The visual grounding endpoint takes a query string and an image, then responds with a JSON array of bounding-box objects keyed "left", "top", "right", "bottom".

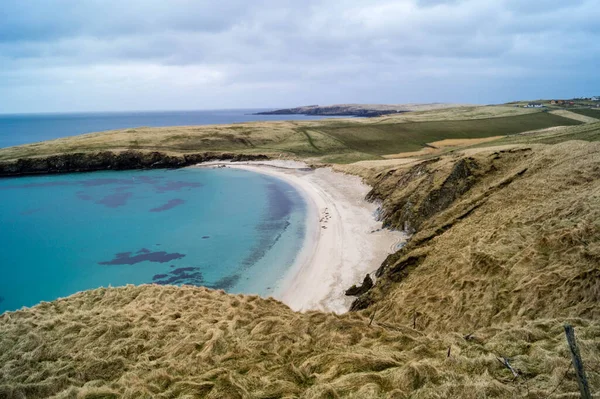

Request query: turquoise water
[{"left": 0, "top": 168, "right": 306, "bottom": 313}]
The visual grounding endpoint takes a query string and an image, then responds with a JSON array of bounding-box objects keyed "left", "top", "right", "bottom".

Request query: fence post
[{"left": 564, "top": 324, "right": 591, "bottom": 399}]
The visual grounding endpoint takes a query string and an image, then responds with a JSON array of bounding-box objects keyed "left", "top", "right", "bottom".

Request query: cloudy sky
[{"left": 1, "top": 0, "right": 599, "bottom": 113}]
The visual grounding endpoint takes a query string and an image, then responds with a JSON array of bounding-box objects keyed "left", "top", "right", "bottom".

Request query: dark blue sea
[{"left": 0, "top": 109, "right": 337, "bottom": 148}]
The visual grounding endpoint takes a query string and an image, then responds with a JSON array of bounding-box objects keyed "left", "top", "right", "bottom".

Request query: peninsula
[{"left": 254, "top": 102, "right": 461, "bottom": 117}]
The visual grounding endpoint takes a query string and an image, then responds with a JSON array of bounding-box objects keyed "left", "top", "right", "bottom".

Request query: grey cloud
[
  {"left": 2, "top": 0, "right": 596, "bottom": 63},
  {"left": 0, "top": 0, "right": 251, "bottom": 42},
  {"left": 0, "top": 0, "right": 598, "bottom": 113}
]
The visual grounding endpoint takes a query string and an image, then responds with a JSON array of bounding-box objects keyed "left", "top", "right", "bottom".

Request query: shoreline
[{"left": 196, "top": 160, "right": 406, "bottom": 313}]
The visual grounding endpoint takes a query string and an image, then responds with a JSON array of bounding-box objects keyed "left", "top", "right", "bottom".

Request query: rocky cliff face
[
  {"left": 0, "top": 151, "right": 269, "bottom": 177},
  {"left": 365, "top": 156, "right": 482, "bottom": 233}
]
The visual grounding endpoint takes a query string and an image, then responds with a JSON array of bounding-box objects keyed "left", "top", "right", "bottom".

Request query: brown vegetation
[
  {"left": 1, "top": 285, "right": 599, "bottom": 398},
  {"left": 354, "top": 141, "right": 600, "bottom": 334},
  {"left": 1, "top": 110, "right": 600, "bottom": 398}
]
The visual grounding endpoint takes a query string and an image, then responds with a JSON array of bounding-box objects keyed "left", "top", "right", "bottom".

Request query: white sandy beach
[{"left": 197, "top": 160, "right": 406, "bottom": 313}]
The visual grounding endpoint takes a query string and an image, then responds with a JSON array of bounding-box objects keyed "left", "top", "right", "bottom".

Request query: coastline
[{"left": 196, "top": 160, "right": 406, "bottom": 313}]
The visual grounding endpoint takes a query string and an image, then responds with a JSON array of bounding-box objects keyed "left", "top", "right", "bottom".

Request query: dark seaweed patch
[
  {"left": 214, "top": 178, "right": 297, "bottom": 283},
  {"left": 0, "top": 181, "right": 71, "bottom": 189},
  {"left": 154, "top": 181, "right": 202, "bottom": 193},
  {"left": 99, "top": 250, "right": 185, "bottom": 265},
  {"left": 172, "top": 267, "right": 197, "bottom": 274},
  {"left": 137, "top": 176, "right": 163, "bottom": 184},
  {"left": 206, "top": 274, "right": 240, "bottom": 291},
  {"left": 81, "top": 178, "right": 134, "bottom": 187},
  {"left": 76, "top": 191, "right": 93, "bottom": 201},
  {"left": 152, "top": 267, "right": 204, "bottom": 286},
  {"left": 265, "top": 182, "right": 294, "bottom": 221},
  {"left": 96, "top": 192, "right": 133, "bottom": 208},
  {"left": 1, "top": 178, "right": 134, "bottom": 189},
  {"left": 296, "top": 225, "right": 305, "bottom": 239},
  {"left": 150, "top": 199, "right": 185, "bottom": 212},
  {"left": 2, "top": 176, "right": 201, "bottom": 210},
  {"left": 0, "top": 176, "right": 174, "bottom": 191},
  {"left": 234, "top": 180, "right": 295, "bottom": 271}
]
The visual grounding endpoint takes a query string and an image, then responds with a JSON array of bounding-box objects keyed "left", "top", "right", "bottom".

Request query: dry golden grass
[
  {"left": 332, "top": 158, "right": 423, "bottom": 181},
  {"left": 1, "top": 285, "right": 599, "bottom": 398},
  {"left": 550, "top": 110, "right": 599, "bottom": 123},
  {"left": 360, "top": 141, "right": 600, "bottom": 334},
  {"left": 381, "top": 148, "right": 438, "bottom": 159},
  {"left": 380, "top": 137, "right": 506, "bottom": 160},
  {"left": 466, "top": 121, "right": 600, "bottom": 149},
  {"left": 428, "top": 136, "right": 506, "bottom": 148},
  {"left": 375, "top": 105, "right": 540, "bottom": 124},
  {"left": 0, "top": 121, "right": 341, "bottom": 162}
]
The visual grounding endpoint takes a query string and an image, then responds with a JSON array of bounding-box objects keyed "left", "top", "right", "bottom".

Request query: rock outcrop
[
  {"left": 0, "top": 151, "right": 269, "bottom": 177},
  {"left": 344, "top": 274, "right": 374, "bottom": 296}
]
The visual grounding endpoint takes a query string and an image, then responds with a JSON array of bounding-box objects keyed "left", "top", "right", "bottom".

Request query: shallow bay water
[{"left": 0, "top": 168, "right": 306, "bottom": 313}]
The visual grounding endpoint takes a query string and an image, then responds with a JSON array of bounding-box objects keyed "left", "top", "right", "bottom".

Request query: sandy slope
[
  {"left": 550, "top": 109, "right": 599, "bottom": 123},
  {"left": 197, "top": 161, "right": 406, "bottom": 313}
]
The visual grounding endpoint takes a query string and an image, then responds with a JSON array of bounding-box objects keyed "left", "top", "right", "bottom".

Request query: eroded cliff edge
[
  {"left": 351, "top": 141, "right": 600, "bottom": 332},
  {"left": 0, "top": 151, "right": 269, "bottom": 177}
]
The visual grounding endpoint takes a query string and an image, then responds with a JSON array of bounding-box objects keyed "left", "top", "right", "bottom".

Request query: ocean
[
  {"left": 0, "top": 109, "right": 338, "bottom": 148},
  {"left": 0, "top": 168, "right": 307, "bottom": 313}
]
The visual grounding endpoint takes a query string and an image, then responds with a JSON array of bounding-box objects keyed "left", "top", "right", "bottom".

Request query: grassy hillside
[
  {"left": 311, "top": 112, "right": 579, "bottom": 157},
  {"left": 365, "top": 105, "right": 541, "bottom": 124},
  {"left": 1, "top": 105, "right": 600, "bottom": 397},
  {"left": 568, "top": 108, "right": 600, "bottom": 119},
  {"left": 357, "top": 141, "right": 600, "bottom": 329},
  {"left": 0, "top": 106, "right": 581, "bottom": 165},
  {"left": 468, "top": 121, "right": 600, "bottom": 148},
  {"left": 1, "top": 285, "right": 598, "bottom": 398},
  {"left": 328, "top": 121, "right": 600, "bottom": 181}
]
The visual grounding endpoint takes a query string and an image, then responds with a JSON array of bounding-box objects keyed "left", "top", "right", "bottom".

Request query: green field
[
  {"left": 310, "top": 112, "right": 582, "bottom": 156},
  {"left": 464, "top": 120, "right": 600, "bottom": 150},
  {"left": 0, "top": 106, "right": 584, "bottom": 164},
  {"left": 568, "top": 108, "right": 600, "bottom": 119}
]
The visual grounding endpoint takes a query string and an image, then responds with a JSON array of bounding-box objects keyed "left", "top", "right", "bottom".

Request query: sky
[{"left": 1, "top": 0, "right": 599, "bottom": 113}]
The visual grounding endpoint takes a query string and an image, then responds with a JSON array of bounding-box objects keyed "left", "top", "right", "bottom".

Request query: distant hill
[{"left": 255, "top": 103, "right": 462, "bottom": 117}]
